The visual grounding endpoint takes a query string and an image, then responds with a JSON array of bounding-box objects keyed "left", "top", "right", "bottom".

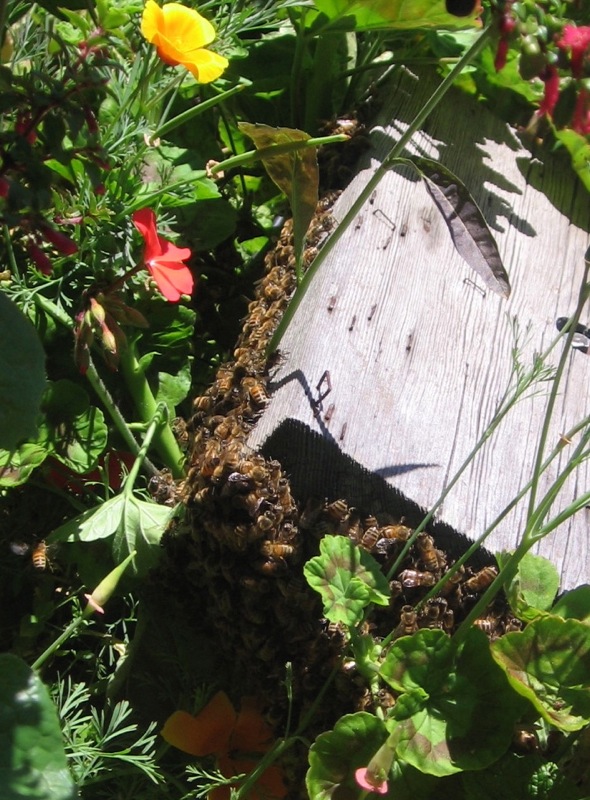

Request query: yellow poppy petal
[
  {"left": 140, "top": 0, "right": 163, "bottom": 44},
  {"left": 182, "top": 48, "right": 228, "bottom": 83},
  {"left": 160, "top": 3, "right": 215, "bottom": 50}
]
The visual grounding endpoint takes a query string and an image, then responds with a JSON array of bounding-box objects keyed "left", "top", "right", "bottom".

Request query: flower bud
[
  {"left": 83, "top": 550, "right": 137, "bottom": 617},
  {"left": 39, "top": 222, "right": 78, "bottom": 255}
]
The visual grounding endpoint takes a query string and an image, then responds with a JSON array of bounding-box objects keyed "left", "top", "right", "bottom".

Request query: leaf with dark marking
[
  {"left": 238, "top": 123, "right": 319, "bottom": 270},
  {"left": 414, "top": 157, "right": 510, "bottom": 298}
]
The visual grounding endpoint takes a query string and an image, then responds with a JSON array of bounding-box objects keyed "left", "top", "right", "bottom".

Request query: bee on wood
[
  {"left": 399, "top": 569, "right": 436, "bottom": 588},
  {"left": 464, "top": 566, "right": 497, "bottom": 594},
  {"left": 246, "top": 381, "right": 268, "bottom": 408}
]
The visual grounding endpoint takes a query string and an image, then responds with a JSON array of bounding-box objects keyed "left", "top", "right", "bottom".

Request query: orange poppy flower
[
  {"left": 141, "top": 1, "right": 228, "bottom": 83},
  {"left": 132, "top": 207, "right": 193, "bottom": 302},
  {"left": 161, "top": 691, "right": 286, "bottom": 800}
]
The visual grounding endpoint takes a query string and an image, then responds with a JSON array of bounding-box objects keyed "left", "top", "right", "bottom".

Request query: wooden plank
[{"left": 247, "top": 66, "right": 590, "bottom": 590}]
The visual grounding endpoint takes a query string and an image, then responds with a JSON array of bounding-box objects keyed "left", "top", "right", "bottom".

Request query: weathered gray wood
[{"left": 248, "top": 67, "right": 590, "bottom": 590}]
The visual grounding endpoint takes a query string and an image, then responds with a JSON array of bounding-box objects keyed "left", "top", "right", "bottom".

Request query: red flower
[
  {"left": 132, "top": 208, "right": 193, "bottom": 302},
  {"left": 538, "top": 65, "right": 560, "bottom": 117},
  {"left": 161, "top": 691, "right": 286, "bottom": 800},
  {"left": 572, "top": 85, "right": 590, "bottom": 135},
  {"left": 558, "top": 25, "right": 590, "bottom": 78}
]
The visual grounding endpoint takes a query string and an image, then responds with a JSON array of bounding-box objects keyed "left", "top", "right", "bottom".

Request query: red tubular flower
[
  {"left": 572, "top": 85, "right": 590, "bottom": 135},
  {"left": 558, "top": 25, "right": 590, "bottom": 78},
  {"left": 38, "top": 222, "right": 78, "bottom": 255},
  {"left": 161, "top": 691, "right": 286, "bottom": 800},
  {"left": 132, "top": 208, "right": 193, "bottom": 302},
  {"left": 538, "top": 65, "right": 560, "bottom": 117}
]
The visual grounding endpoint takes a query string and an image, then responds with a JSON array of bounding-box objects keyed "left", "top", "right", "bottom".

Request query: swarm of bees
[{"left": 156, "top": 194, "right": 520, "bottom": 796}]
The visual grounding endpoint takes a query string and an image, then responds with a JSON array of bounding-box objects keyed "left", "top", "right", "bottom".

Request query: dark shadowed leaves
[
  {"left": 238, "top": 123, "right": 319, "bottom": 270},
  {"left": 0, "top": 654, "right": 76, "bottom": 800},
  {"left": 414, "top": 156, "right": 510, "bottom": 298},
  {"left": 0, "top": 293, "right": 46, "bottom": 451}
]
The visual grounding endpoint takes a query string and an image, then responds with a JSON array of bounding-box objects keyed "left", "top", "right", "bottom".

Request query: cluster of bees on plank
[{"left": 154, "top": 186, "right": 520, "bottom": 759}]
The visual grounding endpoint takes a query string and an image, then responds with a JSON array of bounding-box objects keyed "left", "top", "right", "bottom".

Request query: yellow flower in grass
[{"left": 141, "top": 1, "right": 228, "bottom": 83}]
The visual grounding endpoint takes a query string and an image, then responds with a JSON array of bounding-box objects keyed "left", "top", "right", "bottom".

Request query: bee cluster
[{"left": 156, "top": 194, "right": 519, "bottom": 794}]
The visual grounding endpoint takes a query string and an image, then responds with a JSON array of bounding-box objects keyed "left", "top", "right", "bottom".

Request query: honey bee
[
  {"left": 32, "top": 540, "right": 48, "bottom": 570},
  {"left": 464, "top": 566, "right": 497, "bottom": 594},
  {"left": 254, "top": 558, "right": 288, "bottom": 576},
  {"left": 398, "top": 569, "right": 436, "bottom": 588},
  {"left": 193, "top": 395, "right": 212, "bottom": 412},
  {"left": 416, "top": 533, "right": 445, "bottom": 572},
  {"left": 247, "top": 381, "right": 268, "bottom": 408},
  {"left": 260, "top": 542, "right": 295, "bottom": 559},
  {"left": 473, "top": 616, "right": 499, "bottom": 636},
  {"left": 11, "top": 538, "right": 53, "bottom": 571},
  {"left": 381, "top": 523, "right": 412, "bottom": 542},
  {"left": 394, "top": 605, "right": 418, "bottom": 638},
  {"left": 419, "top": 598, "right": 447, "bottom": 629},
  {"left": 359, "top": 527, "right": 380, "bottom": 551},
  {"left": 148, "top": 470, "right": 178, "bottom": 506},
  {"left": 326, "top": 499, "right": 349, "bottom": 521}
]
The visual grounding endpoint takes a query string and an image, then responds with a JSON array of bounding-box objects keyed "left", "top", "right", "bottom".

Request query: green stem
[
  {"left": 31, "top": 615, "right": 88, "bottom": 672},
  {"left": 118, "top": 339, "right": 185, "bottom": 478},
  {"left": 525, "top": 256, "right": 590, "bottom": 520},
  {"left": 151, "top": 79, "right": 251, "bottom": 140},
  {"left": 208, "top": 133, "right": 350, "bottom": 175},
  {"left": 123, "top": 403, "right": 167, "bottom": 495},
  {"left": 267, "top": 24, "right": 494, "bottom": 356},
  {"left": 32, "top": 294, "right": 158, "bottom": 475}
]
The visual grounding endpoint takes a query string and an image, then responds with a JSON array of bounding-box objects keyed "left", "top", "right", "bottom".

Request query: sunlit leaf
[
  {"left": 156, "top": 361, "right": 192, "bottom": 418},
  {"left": 48, "top": 493, "right": 174, "bottom": 578},
  {"left": 0, "top": 293, "right": 46, "bottom": 451},
  {"left": 491, "top": 616, "right": 590, "bottom": 731},
  {"left": 552, "top": 585, "right": 590, "bottom": 623},
  {"left": 413, "top": 157, "right": 510, "bottom": 298},
  {"left": 555, "top": 129, "right": 590, "bottom": 194},
  {"left": 307, "top": 712, "right": 388, "bottom": 799},
  {"left": 380, "top": 628, "right": 522, "bottom": 775},
  {"left": 312, "top": 0, "right": 481, "bottom": 30},
  {"left": 0, "top": 654, "right": 76, "bottom": 800},
  {"left": 303, "top": 535, "right": 390, "bottom": 626},
  {"left": 238, "top": 122, "right": 319, "bottom": 268},
  {"left": 500, "top": 551, "right": 560, "bottom": 622}
]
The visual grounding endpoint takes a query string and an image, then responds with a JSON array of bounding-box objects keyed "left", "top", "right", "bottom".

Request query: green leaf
[
  {"left": 412, "top": 157, "right": 510, "bottom": 298},
  {"left": 38, "top": 381, "right": 108, "bottom": 473},
  {"left": 462, "top": 750, "right": 584, "bottom": 800},
  {"left": 49, "top": 493, "right": 174, "bottom": 579},
  {"left": 312, "top": 0, "right": 481, "bottom": 30},
  {"left": 380, "top": 628, "right": 522, "bottom": 775},
  {"left": 502, "top": 552, "right": 560, "bottom": 622},
  {"left": 303, "top": 535, "right": 390, "bottom": 626},
  {"left": 491, "top": 616, "right": 590, "bottom": 731},
  {"left": 156, "top": 361, "right": 192, "bottom": 418},
  {"left": 0, "top": 654, "right": 76, "bottom": 800},
  {"left": 552, "top": 585, "right": 590, "bottom": 623},
  {"left": 0, "top": 293, "right": 46, "bottom": 451},
  {"left": 555, "top": 129, "right": 590, "bottom": 194},
  {"left": 306, "top": 712, "right": 388, "bottom": 799},
  {"left": 238, "top": 123, "right": 319, "bottom": 268},
  {"left": 0, "top": 443, "right": 49, "bottom": 486}
]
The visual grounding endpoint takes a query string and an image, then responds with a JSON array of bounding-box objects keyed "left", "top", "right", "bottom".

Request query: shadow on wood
[{"left": 259, "top": 417, "right": 492, "bottom": 569}]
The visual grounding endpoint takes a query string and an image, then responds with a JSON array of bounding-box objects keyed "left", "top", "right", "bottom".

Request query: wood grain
[{"left": 248, "top": 67, "right": 590, "bottom": 590}]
